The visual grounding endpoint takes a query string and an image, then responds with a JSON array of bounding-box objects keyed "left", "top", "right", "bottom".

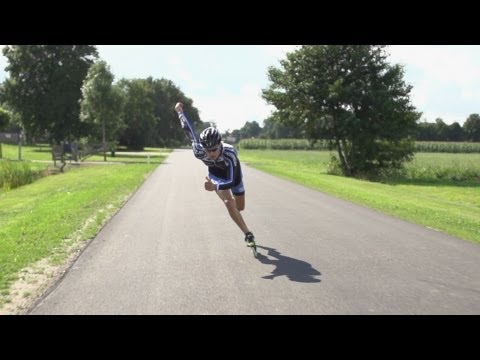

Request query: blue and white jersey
[{"left": 178, "top": 112, "right": 243, "bottom": 191}]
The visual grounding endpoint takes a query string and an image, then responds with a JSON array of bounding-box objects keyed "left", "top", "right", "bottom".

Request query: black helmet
[{"left": 200, "top": 127, "right": 221, "bottom": 149}]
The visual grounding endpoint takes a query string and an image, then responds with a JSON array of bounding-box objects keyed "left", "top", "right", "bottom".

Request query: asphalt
[{"left": 30, "top": 149, "right": 480, "bottom": 314}]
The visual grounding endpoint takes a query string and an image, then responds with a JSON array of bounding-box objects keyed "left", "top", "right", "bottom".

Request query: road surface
[{"left": 30, "top": 149, "right": 480, "bottom": 314}]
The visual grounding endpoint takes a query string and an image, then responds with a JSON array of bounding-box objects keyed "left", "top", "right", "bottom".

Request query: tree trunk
[{"left": 102, "top": 119, "right": 106, "bottom": 162}]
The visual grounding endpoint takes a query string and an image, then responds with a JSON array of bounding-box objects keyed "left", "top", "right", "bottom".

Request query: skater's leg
[
  {"left": 234, "top": 194, "right": 245, "bottom": 211},
  {"left": 231, "top": 181, "right": 245, "bottom": 211},
  {"left": 216, "top": 190, "right": 249, "bottom": 234}
]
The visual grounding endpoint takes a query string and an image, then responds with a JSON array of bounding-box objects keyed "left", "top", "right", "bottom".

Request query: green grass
[
  {"left": 0, "top": 143, "right": 172, "bottom": 193},
  {"left": 0, "top": 162, "right": 160, "bottom": 305},
  {"left": 84, "top": 149, "right": 170, "bottom": 163},
  {"left": 239, "top": 150, "right": 480, "bottom": 244},
  {"left": 1, "top": 143, "right": 53, "bottom": 161},
  {"left": 0, "top": 161, "right": 38, "bottom": 190},
  {"left": 1, "top": 143, "right": 171, "bottom": 164},
  {"left": 403, "top": 153, "right": 480, "bottom": 182}
]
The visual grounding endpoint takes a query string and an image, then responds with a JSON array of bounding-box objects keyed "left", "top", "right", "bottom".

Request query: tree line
[
  {"left": 2, "top": 45, "right": 479, "bottom": 178},
  {"left": 232, "top": 114, "right": 480, "bottom": 143},
  {"left": 0, "top": 45, "right": 207, "bottom": 154}
]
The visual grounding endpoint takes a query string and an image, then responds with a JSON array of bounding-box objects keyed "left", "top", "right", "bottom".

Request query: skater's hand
[
  {"left": 175, "top": 102, "right": 183, "bottom": 114},
  {"left": 204, "top": 176, "right": 216, "bottom": 191}
]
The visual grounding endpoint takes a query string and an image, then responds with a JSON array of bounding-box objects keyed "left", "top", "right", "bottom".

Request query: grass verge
[
  {"left": 239, "top": 150, "right": 480, "bottom": 244},
  {"left": 0, "top": 162, "right": 160, "bottom": 307}
]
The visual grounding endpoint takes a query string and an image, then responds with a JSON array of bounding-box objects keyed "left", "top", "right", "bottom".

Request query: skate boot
[{"left": 245, "top": 232, "right": 255, "bottom": 247}]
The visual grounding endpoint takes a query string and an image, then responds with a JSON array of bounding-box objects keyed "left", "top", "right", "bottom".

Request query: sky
[{"left": 1, "top": 45, "right": 479, "bottom": 132}]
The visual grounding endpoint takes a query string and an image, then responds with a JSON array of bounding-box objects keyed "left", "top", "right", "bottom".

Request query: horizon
[{"left": 1, "top": 45, "right": 479, "bottom": 132}]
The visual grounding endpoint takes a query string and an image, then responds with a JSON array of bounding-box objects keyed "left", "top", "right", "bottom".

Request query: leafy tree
[
  {"left": 147, "top": 78, "right": 203, "bottom": 147},
  {"left": 230, "top": 129, "right": 241, "bottom": 141},
  {"left": 463, "top": 113, "right": 480, "bottom": 142},
  {"left": 80, "top": 60, "right": 124, "bottom": 161},
  {"left": 116, "top": 77, "right": 203, "bottom": 149},
  {"left": 262, "top": 45, "right": 421, "bottom": 177},
  {"left": 435, "top": 118, "right": 449, "bottom": 141},
  {"left": 448, "top": 122, "right": 464, "bottom": 141},
  {"left": 0, "top": 82, "right": 5, "bottom": 104},
  {"left": 240, "top": 121, "right": 262, "bottom": 139},
  {"left": 0, "top": 107, "right": 11, "bottom": 158},
  {"left": 2, "top": 45, "right": 98, "bottom": 143},
  {"left": 416, "top": 120, "right": 437, "bottom": 141},
  {"left": 415, "top": 119, "right": 465, "bottom": 141},
  {"left": 0, "top": 107, "right": 10, "bottom": 130},
  {"left": 116, "top": 79, "right": 157, "bottom": 150},
  {"left": 261, "top": 115, "right": 302, "bottom": 139}
]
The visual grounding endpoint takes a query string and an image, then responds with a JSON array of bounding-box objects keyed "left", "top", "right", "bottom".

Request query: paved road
[{"left": 30, "top": 149, "right": 480, "bottom": 314}]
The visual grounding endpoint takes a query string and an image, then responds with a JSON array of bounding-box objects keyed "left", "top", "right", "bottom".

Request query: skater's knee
[
  {"left": 223, "top": 197, "right": 237, "bottom": 210},
  {"left": 237, "top": 204, "right": 245, "bottom": 211}
]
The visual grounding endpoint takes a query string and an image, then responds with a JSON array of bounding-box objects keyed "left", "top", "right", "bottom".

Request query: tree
[
  {"left": 262, "top": 45, "right": 421, "bottom": 177},
  {"left": 0, "top": 107, "right": 10, "bottom": 130},
  {"left": 261, "top": 115, "right": 302, "bottom": 139},
  {"left": 448, "top": 122, "right": 464, "bottom": 141},
  {"left": 240, "top": 121, "right": 262, "bottom": 139},
  {"left": 106, "top": 77, "right": 203, "bottom": 149},
  {"left": 117, "top": 79, "right": 157, "bottom": 150},
  {"left": 0, "top": 107, "right": 11, "bottom": 158},
  {"left": 416, "top": 120, "right": 437, "bottom": 141},
  {"left": 2, "top": 45, "right": 98, "bottom": 143},
  {"left": 230, "top": 129, "right": 241, "bottom": 142},
  {"left": 147, "top": 78, "right": 203, "bottom": 147},
  {"left": 463, "top": 113, "right": 480, "bottom": 142},
  {"left": 0, "top": 82, "right": 5, "bottom": 104},
  {"left": 80, "top": 60, "right": 124, "bottom": 161},
  {"left": 435, "top": 118, "right": 449, "bottom": 141}
]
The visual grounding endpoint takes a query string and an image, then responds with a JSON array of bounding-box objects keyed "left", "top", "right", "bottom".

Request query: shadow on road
[{"left": 256, "top": 245, "right": 321, "bottom": 283}]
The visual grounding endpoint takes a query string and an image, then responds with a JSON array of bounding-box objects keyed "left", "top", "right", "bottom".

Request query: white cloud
[
  {"left": 264, "top": 45, "right": 299, "bottom": 60},
  {"left": 419, "top": 110, "right": 467, "bottom": 125},
  {"left": 389, "top": 45, "right": 480, "bottom": 124},
  {"left": 192, "top": 83, "right": 274, "bottom": 132},
  {"left": 461, "top": 90, "right": 480, "bottom": 102},
  {"left": 408, "top": 80, "right": 431, "bottom": 110},
  {"left": 181, "top": 46, "right": 299, "bottom": 131},
  {"left": 389, "top": 45, "right": 480, "bottom": 87},
  {"left": 164, "top": 54, "right": 208, "bottom": 92}
]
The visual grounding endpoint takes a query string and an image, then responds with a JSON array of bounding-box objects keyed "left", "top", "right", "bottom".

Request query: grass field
[
  {"left": 1, "top": 144, "right": 478, "bottom": 311},
  {"left": 0, "top": 145, "right": 170, "bottom": 308},
  {"left": 238, "top": 150, "right": 480, "bottom": 244},
  {"left": 0, "top": 143, "right": 170, "bottom": 164}
]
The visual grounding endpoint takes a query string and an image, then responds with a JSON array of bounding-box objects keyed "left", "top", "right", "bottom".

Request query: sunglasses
[{"left": 206, "top": 147, "right": 219, "bottom": 153}]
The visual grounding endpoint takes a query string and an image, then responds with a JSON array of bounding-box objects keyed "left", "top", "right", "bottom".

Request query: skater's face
[{"left": 206, "top": 145, "right": 221, "bottom": 160}]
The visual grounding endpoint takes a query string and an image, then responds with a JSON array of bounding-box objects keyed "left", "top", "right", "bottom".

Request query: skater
[{"left": 175, "top": 102, "right": 255, "bottom": 247}]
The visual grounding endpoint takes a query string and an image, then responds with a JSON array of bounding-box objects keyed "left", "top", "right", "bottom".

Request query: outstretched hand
[
  {"left": 204, "top": 176, "right": 216, "bottom": 191},
  {"left": 175, "top": 102, "right": 183, "bottom": 113}
]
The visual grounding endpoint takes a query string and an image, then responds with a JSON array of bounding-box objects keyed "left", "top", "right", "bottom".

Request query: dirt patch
[
  {"left": 0, "top": 239, "right": 90, "bottom": 315},
  {"left": 0, "top": 215, "right": 100, "bottom": 315}
]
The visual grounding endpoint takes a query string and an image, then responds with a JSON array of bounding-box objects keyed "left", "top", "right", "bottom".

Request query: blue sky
[{"left": 1, "top": 45, "right": 479, "bottom": 132}]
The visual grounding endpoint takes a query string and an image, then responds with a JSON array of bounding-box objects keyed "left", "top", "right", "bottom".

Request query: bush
[
  {"left": 0, "top": 161, "right": 37, "bottom": 191},
  {"left": 325, "top": 155, "right": 343, "bottom": 176}
]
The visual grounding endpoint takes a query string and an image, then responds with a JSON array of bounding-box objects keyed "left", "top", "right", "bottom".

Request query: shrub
[{"left": 0, "top": 161, "right": 37, "bottom": 191}]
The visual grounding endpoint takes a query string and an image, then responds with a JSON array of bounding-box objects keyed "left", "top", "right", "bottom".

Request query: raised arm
[
  {"left": 175, "top": 102, "right": 200, "bottom": 144},
  {"left": 175, "top": 102, "right": 205, "bottom": 159}
]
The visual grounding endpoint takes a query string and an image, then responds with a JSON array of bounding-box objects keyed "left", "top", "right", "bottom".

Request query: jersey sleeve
[
  {"left": 210, "top": 151, "right": 236, "bottom": 190},
  {"left": 178, "top": 112, "right": 205, "bottom": 159}
]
